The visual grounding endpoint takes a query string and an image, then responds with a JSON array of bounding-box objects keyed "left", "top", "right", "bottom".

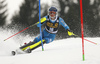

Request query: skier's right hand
[{"left": 37, "top": 23, "right": 41, "bottom": 27}]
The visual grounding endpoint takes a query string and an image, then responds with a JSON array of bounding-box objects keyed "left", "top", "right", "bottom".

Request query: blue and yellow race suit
[
  {"left": 34, "top": 15, "right": 70, "bottom": 44},
  {"left": 20, "top": 15, "right": 70, "bottom": 51}
]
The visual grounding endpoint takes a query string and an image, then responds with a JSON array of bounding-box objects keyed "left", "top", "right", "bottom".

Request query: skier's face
[{"left": 49, "top": 11, "right": 56, "bottom": 18}]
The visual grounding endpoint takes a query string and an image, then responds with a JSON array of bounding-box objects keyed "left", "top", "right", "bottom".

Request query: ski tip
[
  {"left": 4, "top": 39, "right": 6, "bottom": 41},
  {"left": 12, "top": 51, "right": 16, "bottom": 56}
]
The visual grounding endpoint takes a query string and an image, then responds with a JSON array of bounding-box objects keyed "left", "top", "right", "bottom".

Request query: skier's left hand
[
  {"left": 67, "top": 29, "right": 73, "bottom": 36},
  {"left": 66, "top": 29, "right": 76, "bottom": 37}
]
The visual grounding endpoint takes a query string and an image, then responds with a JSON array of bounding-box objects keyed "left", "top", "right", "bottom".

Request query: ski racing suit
[
  {"left": 34, "top": 15, "right": 70, "bottom": 43},
  {"left": 20, "top": 15, "right": 70, "bottom": 52}
]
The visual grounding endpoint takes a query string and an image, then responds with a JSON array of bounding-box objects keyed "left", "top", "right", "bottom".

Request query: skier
[{"left": 12, "top": 7, "right": 74, "bottom": 55}]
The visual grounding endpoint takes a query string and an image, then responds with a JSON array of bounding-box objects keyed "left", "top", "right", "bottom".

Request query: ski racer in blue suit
[
  {"left": 18, "top": 7, "right": 74, "bottom": 53},
  {"left": 34, "top": 15, "right": 70, "bottom": 44}
]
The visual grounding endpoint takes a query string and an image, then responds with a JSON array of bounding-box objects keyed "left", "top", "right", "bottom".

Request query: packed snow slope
[{"left": 0, "top": 28, "right": 100, "bottom": 64}]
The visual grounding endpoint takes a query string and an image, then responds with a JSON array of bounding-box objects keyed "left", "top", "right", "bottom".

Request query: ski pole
[
  {"left": 77, "top": 35, "right": 97, "bottom": 45},
  {"left": 68, "top": 31, "right": 98, "bottom": 45},
  {"left": 83, "top": 38, "right": 97, "bottom": 45},
  {"left": 4, "top": 22, "right": 37, "bottom": 41}
]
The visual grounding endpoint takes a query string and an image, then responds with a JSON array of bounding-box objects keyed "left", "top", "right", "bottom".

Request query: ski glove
[
  {"left": 67, "top": 29, "right": 75, "bottom": 36},
  {"left": 37, "top": 23, "right": 41, "bottom": 27},
  {"left": 37, "top": 17, "right": 46, "bottom": 27}
]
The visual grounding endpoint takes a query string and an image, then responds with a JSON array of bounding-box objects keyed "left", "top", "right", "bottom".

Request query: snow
[{"left": 0, "top": 28, "right": 100, "bottom": 64}]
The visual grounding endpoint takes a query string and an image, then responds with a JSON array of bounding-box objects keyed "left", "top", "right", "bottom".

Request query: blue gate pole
[{"left": 39, "top": 0, "right": 44, "bottom": 51}]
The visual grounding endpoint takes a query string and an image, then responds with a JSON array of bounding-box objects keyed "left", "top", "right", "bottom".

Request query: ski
[
  {"left": 11, "top": 51, "right": 16, "bottom": 56},
  {"left": 11, "top": 48, "right": 32, "bottom": 56}
]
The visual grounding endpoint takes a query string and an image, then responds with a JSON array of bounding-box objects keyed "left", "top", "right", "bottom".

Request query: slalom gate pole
[
  {"left": 4, "top": 22, "right": 37, "bottom": 41},
  {"left": 39, "top": 0, "right": 44, "bottom": 51},
  {"left": 80, "top": 0, "right": 85, "bottom": 61}
]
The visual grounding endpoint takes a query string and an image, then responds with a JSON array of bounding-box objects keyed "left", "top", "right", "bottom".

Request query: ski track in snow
[{"left": 0, "top": 28, "right": 100, "bottom": 64}]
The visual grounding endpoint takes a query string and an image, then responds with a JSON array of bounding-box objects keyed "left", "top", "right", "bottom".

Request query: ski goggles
[{"left": 49, "top": 11, "right": 56, "bottom": 15}]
